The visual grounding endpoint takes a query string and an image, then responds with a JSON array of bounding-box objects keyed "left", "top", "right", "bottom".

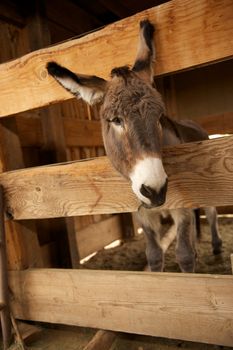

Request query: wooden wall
[{"left": 156, "top": 60, "right": 233, "bottom": 130}]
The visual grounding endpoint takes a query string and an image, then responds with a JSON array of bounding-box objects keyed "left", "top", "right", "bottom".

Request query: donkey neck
[{"left": 160, "top": 114, "right": 209, "bottom": 148}]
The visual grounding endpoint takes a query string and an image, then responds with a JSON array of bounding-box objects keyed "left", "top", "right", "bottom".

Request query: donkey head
[{"left": 47, "top": 20, "right": 168, "bottom": 208}]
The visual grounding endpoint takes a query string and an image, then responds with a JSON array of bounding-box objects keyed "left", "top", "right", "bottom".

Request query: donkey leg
[
  {"left": 204, "top": 207, "right": 222, "bottom": 255},
  {"left": 173, "top": 209, "right": 196, "bottom": 273},
  {"left": 143, "top": 226, "right": 164, "bottom": 272},
  {"left": 160, "top": 224, "right": 176, "bottom": 253},
  {"left": 138, "top": 208, "right": 164, "bottom": 271}
]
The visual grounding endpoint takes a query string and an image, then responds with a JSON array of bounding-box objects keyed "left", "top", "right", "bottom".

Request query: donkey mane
[{"left": 111, "top": 65, "right": 131, "bottom": 79}]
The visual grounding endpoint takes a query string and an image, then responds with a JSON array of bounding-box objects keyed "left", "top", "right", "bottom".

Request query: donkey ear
[
  {"left": 132, "top": 20, "right": 155, "bottom": 84},
  {"left": 47, "top": 62, "right": 107, "bottom": 105}
]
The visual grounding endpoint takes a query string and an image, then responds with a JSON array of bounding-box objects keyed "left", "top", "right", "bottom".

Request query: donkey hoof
[
  {"left": 213, "top": 247, "right": 222, "bottom": 255},
  {"left": 212, "top": 239, "right": 223, "bottom": 255}
]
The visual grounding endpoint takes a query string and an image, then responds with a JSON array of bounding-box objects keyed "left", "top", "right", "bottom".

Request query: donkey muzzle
[{"left": 140, "top": 178, "right": 168, "bottom": 207}]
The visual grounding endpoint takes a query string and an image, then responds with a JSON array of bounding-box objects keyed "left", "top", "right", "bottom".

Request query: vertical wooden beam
[
  {"left": 0, "top": 15, "right": 42, "bottom": 271},
  {"left": 0, "top": 118, "right": 43, "bottom": 270},
  {"left": 231, "top": 254, "right": 233, "bottom": 274},
  {"left": 25, "top": 0, "right": 79, "bottom": 268},
  {"left": 0, "top": 186, "right": 11, "bottom": 349}
]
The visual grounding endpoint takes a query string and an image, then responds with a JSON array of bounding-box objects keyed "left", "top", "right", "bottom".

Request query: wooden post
[
  {"left": 0, "top": 186, "right": 11, "bottom": 349},
  {"left": 231, "top": 254, "right": 233, "bottom": 274},
  {"left": 25, "top": 0, "right": 80, "bottom": 268}
]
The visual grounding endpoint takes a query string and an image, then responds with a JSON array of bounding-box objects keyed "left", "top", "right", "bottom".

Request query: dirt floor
[{"left": 2, "top": 217, "right": 233, "bottom": 349}]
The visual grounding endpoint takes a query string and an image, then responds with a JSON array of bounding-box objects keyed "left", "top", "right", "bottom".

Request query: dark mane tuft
[{"left": 110, "top": 66, "right": 131, "bottom": 79}]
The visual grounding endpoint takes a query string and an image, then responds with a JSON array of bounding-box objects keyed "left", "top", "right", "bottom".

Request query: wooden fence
[{"left": 0, "top": 0, "right": 233, "bottom": 346}]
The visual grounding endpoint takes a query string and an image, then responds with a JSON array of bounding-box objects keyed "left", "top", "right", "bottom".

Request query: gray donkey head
[{"left": 47, "top": 20, "right": 168, "bottom": 208}]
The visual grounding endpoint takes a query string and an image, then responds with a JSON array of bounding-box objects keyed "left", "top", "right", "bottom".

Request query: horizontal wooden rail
[
  {"left": 9, "top": 269, "right": 233, "bottom": 346},
  {"left": 193, "top": 112, "right": 233, "bottom": 136},
  {"left": 1, "top": 135, "right": 233, "bottom": 220},
  {"left": 17, "top": 117, "right": 103, "bottom": 148},
  {"left": 0, "top": 0, "right": 232, "bottom": 117}
]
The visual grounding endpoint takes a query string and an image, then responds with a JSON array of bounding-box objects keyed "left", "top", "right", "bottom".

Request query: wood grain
[
  {"left": 1, "top": 135, "right": 233, "bottom": 219},
  {"left": 77, "top": 215, "right": 122, "bottom": 259},
  {"left": 0, "top": 0, "right": 232, "bottom": 117},
  {"left": 0, "top": 118, "right": 42, "bottom": 268},
  {"left": 9, "top": 269, "right": 233, "bottom": 346}
]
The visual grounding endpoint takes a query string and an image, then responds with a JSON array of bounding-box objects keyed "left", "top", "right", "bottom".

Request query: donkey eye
[{"left": 111, "top": 117, "right": 123, "bottom": 126}]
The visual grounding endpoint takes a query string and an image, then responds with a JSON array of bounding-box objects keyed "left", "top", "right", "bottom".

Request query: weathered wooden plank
[
  {"left": 0, "top": 0, "right": 232, "bottom": 117},
  {"left": 1, "top": 135, "right": 233, "bottom": 220},
  {"left": 77, "top": 215, "right": 122, "bottom": 259},
  {"left": 9, "top": 269, "right": 233, "bottom": 346}
]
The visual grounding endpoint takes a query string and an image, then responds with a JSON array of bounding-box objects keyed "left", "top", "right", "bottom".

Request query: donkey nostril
[{"left": 140, "top": 184, "right": 154, "bottom": 199}]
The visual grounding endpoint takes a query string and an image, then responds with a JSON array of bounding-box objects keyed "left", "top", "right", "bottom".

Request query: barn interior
[{"left": 0, "top": 0, "right": 233, "bottom": 349}]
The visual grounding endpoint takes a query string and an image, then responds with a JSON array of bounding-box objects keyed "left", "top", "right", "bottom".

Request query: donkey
[{"left": 46, "top": 20, "right": 222, "bottom": 272}]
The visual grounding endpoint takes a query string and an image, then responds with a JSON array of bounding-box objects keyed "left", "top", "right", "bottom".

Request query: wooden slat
[
  {"left": 65, "top": 119, "right": 103, "bottom": 147},
  {"left": 17, "top": 117, "right": 103, "bottom": 147},
  {"left": 0, "top": 0, "right": 232, "bottom": 117},
  {"left": 77, "top": 215, "right": 122, "bottom": 259},
  {"left": 16, "top": 116, "right": 42, "bottom": 147},
  {"left": 195, "top": 112, "right": 233, "bottom": 135},
  {"left": 9, "top": 269, "right": 233, "bottom": 346},
  {"left": 40, "top": 241, "right": 57, "bottom": 267},
  {"left": 1, "top": 135, "right": 233, "bottom": 220}
]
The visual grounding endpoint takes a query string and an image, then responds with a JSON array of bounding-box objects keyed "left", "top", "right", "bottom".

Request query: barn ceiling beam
[
  {"left": 45, "top": 0, "right": 103, "bottom": 35},
  {"left": 0, "top": 1, "right": 25, "bottom": 28},
  {"left": 1, "top": 135, "right": 233, "bottom": 220},
  {"left": 0, "top": 0, "right": 232, "bottom": 117},
  {"left": 9, "top": 268, "right": 233, "bottom": 346},
  {"left": 97, "top": 0, "right": 131, "bottom": 19}
]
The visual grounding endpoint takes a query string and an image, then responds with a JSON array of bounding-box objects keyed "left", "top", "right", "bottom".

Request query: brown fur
[{"left": 101, "top": 69, "right": 165, "bottom": 177}]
